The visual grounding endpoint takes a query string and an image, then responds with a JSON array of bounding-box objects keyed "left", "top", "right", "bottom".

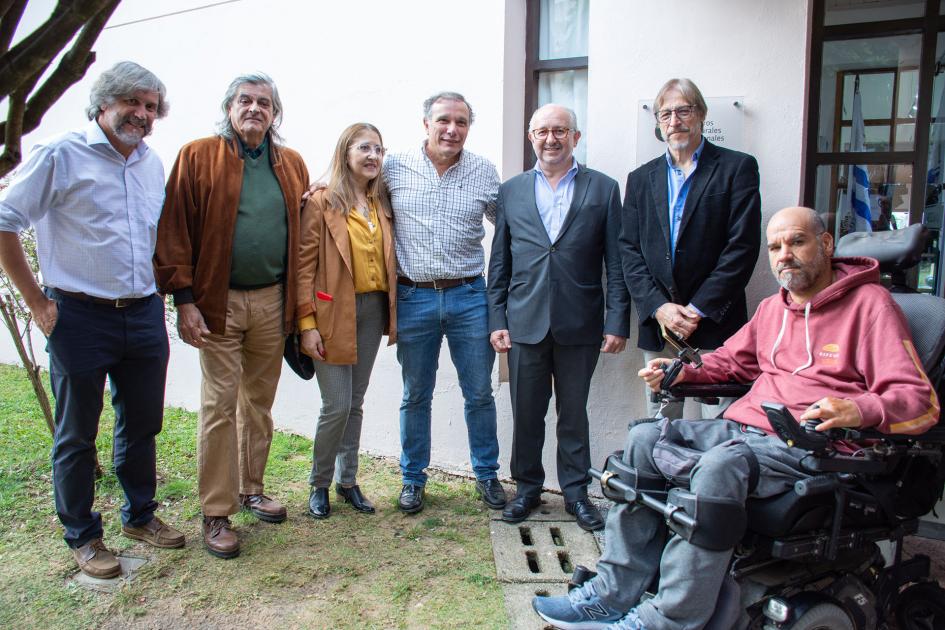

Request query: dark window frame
[
  {"left": 523, "top": 0, "right": 589, "bottom": 171},
  {"left": 802, "top": 0, "right": 943, "bottom": 228}
]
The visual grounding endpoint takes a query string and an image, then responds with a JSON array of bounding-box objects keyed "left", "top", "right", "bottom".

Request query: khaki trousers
[{"left": 198, "top": 284, "right": 284, "bottom": 517}]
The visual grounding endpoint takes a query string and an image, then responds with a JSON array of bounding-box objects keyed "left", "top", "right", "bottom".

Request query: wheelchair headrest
[
  {"left": 835, "top": 224, "right": 928, "bottom": 273},
  {"left": 892, "top": 292, "right": 945, "bottom": 378}
]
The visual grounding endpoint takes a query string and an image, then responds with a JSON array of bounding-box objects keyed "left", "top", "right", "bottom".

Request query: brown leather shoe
[
  {"left": 240, "top": 493, "right": 287, "bottom": 523},
  {"left": 72, "top": 539, "right": 121, "bottom": 579},
  {"left": 202, "top": 516, "right": 240, "bottom": 559},
  {"left": 122, "top": 516, "right": 185, "bottom": 549}
]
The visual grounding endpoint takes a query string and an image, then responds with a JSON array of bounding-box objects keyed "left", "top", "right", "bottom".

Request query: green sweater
[{"left": 230, "top": 140, "right": 288, "bottom": 288}]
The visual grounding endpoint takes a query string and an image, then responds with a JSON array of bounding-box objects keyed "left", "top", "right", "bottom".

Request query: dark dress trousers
[
  {"left": 487, "top": 166, "right": 629, "bottom": 501},
  {"left": 620, "top": 140, "right": 761, "bottom": 352}
]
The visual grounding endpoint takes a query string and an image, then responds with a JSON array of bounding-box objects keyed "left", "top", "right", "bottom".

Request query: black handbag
[{"left": 283, "top": 332, "right": 315, "bottom": 380}]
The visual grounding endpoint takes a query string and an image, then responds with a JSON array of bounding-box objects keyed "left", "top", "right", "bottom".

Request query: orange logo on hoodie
[{"left": 819, "top": 343, "right": 840, "bottom": 365}]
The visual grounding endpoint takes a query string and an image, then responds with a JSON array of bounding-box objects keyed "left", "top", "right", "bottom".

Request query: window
[
  {"left": 524, "top": 0, "right": 589, "bottom": 168},
  {"left": 803, "top": 0, "right": 944, "bottom": 295}
]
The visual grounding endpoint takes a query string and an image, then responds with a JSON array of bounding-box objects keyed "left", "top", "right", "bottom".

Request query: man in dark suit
[
  {"left": 488, "top": 104, "right": 629, "bottom": 531},
  {"left": 621, "top": 78, "right": 761, "bottom": 419}
]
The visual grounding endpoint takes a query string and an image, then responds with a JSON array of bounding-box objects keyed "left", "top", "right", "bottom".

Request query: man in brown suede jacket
[{"left": 154, "top": 72, "right": 309, "bottom": 559}]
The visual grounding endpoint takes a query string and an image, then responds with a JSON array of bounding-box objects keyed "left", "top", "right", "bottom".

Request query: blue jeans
[{"left": 396, "top": 276, "right": 499, "bottom": 486}]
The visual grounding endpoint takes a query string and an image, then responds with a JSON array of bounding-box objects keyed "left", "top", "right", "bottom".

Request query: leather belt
[
  {"left": 52, "top": 288, "right": 152, "bottom": 309},
  {"left": 397, "top": 275, "right": 480, "bottom": 290}
]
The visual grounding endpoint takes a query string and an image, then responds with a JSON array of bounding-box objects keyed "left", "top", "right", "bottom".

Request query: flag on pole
[{"left": 838, "top": 75, "right": 873, "bottom": 236}]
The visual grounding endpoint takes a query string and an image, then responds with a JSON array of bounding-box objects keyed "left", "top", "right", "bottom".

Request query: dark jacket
[
  {"left": 488, "top": 165, "right": 629, "bottom": 345},
  {"left": 620, "top": 140, "right": 761, "bottom": 351}
]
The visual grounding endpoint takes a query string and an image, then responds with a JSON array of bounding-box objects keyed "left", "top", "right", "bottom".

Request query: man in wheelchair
[{"left": 533, "top": 206, "right": 942, "bottom": 630}]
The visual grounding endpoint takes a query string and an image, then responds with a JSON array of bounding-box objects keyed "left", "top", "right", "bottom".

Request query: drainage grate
[{"left": 491, "top": 519, "right": 601, "bottom": 583}]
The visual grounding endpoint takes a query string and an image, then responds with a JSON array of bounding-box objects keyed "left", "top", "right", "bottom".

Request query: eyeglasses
[
  {"left": 352, "top": 143, "right": 386, "bottom": 156},
  {"left": 655, "top": 105, "right": 697, "bottom": 123},
  {"left": 530, "top": 127, "right": 572, "bottom": 140}
]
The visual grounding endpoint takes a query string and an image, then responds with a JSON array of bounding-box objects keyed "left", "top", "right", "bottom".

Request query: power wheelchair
[{"left": 585, "top": 224, "right": 945, "bottom": 630}]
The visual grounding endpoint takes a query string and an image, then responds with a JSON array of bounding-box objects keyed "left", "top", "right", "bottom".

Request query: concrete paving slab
[
  {"left": 66, "top": 554, "right": 150, "bottom": 593},
  {"left": 492, "top": 519, "right": 600, "bottom": 583},
  {"left": 503, "top": 582, "right": 569, "bottom": 630}
]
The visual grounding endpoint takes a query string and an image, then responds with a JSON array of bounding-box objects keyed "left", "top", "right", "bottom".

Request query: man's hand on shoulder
[
  {"left": 601, "top": 334, "right": 626, "bottom": 354},
  {"left": 800, "top": 397, "right": 863, "bottom": 431},
  {"left": 490, "top": 330, "right": 511, "bottom": 353},
  {"left": 176, "top": 303, "right": 211, "bottom": 348},
  {"left": 655, "top": 303, "right": 700, "bottom": 340},
  {"left": 638, "top": 357, "right": 682, "bottom": 392}
]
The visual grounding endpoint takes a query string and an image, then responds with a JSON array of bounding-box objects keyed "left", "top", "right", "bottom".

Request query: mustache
[{"left": 777, "top": 263, "right": 801, "bottom": 273}]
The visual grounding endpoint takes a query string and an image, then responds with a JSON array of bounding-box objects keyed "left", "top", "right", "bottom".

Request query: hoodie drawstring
[{"left": 770, "top": 302, "right": 814, "bottom": 375}]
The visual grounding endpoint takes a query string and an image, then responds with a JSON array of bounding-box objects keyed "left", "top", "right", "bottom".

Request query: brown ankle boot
[
  {"left": 72, "top": 539, "right": 121, "bottom": 578},
  {"left": 202, "top": 516, "right": 239, "bottom": 559}
]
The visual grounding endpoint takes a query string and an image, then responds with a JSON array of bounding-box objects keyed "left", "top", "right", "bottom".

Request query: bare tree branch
[
  {"left": 0, "top": 0, "right": 27, "bottom": 54},
  {"left": 0, "top": 0, "right": 118, "bottom": 143},
  {"left": 0, "top": 0, "right": 114, "bottom": 99},
  {"left": 0, "top": 0, "right": 119, "bottom": 179}
]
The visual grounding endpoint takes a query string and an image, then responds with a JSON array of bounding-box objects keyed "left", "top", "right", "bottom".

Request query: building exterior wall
[{"left": 1, "top": 0, "right": 811, "bottom": 491}]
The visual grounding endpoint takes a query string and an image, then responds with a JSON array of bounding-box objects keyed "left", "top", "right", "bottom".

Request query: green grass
[{"left": 0, "top": 363, "right": 507, "bottom": 629}]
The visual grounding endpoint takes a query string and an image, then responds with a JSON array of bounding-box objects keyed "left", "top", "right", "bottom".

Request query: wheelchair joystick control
[
  {"left": 803, "top": 419, "right": 822, "bottom": 433},
  {"left": 761, "top": 402, "right": 831, "bottom": 455}
]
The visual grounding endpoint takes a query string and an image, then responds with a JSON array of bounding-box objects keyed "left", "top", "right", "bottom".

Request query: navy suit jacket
[
  {"left": 620, "top": 141, "right": 761, "bottom": 351},
  {"left": 488, "top": 165, "right": 630, "bottom": 346}
]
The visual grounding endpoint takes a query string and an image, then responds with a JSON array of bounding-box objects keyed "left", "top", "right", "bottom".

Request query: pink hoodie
[{"left": 682, "top": 257, "right": 940, "bottom": 434}]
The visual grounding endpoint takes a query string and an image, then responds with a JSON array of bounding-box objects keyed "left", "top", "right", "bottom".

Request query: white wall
[{"left": 1, "top": 0, "right": 812, "bottom": 493}]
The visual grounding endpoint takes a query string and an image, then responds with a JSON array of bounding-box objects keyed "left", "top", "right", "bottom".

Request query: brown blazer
[
  {"left": 154, "top": 134, "right": 309, "bottom": 334},
  {"left": 296, "top": 189, "right": 398, "bottom": 365}
]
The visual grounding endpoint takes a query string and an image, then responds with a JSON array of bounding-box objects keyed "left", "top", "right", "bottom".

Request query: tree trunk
[{"left": 0, "top": 295, "right": 102, "bottom": 477}]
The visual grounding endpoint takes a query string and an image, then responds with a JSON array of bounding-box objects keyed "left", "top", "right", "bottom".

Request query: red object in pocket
[{"left": 316, "top": 291, "right": 333, "bottom": 302}]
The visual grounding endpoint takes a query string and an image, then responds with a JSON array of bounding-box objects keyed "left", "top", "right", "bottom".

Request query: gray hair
[
  {"left": 422, "top": 91, "right": 475, "bottom": 124},
  {"left": 217, "top": 72, "right": 284, "bottom": 145},
  {"left": 86, "top": 61, "right": 169, "bottom": 121},
  {"left": 528, "top": 104, "right": 579, "bottom": 133},
  {"left": 653, "top": 78, "right": 708, "bottom": 118}
]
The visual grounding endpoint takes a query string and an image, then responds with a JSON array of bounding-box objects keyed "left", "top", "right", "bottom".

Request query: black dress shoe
[
  {"left": 308, "top": 487, "right": 330, "bottom": 519},
  {"left": 336, "top": 484, "right": 375, "bottom": 514},
  {"left": 566, "top": 499, "right": 604, "bottom": 531},
  {"left": 398, "top": 484, "right": 425, "bottom": 514},
  {"left": 502, "top": 494, "right": 541, "bottom": 523},
  {"left": 475, "top": 478, "right": 507, "bottom": 509}
]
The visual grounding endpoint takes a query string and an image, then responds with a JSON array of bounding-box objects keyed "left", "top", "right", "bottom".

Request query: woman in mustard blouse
[{"left": 296, "top": 123, "right": 398, "bottom": 518}]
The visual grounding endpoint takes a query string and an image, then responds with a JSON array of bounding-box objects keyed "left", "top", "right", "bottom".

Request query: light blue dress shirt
[
  {"left": 534, "top": 158, "right": 578, "bottom": 242},
  {"left": 665, "top": 138, "right": 706, "bottom": 317},
  {"left": 666, "top": 138, "right": 705, "bottom": 261},
  {"left": 0, "top": 120, "right": 165, "bottom": 299}
]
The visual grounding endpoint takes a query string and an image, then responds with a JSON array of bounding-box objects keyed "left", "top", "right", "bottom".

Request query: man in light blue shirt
[
  {"left": 0, "top": 62, "right": 184, "bottom": 579},
  {"left": 488, "top": 104, "right": 629, "bottom": 531}
]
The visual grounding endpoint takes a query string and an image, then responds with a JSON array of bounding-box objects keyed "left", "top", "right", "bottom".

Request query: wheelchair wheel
[
  {"left": 895, "top": 582, "right": 945, "bottom": 630},
  {"left": 790, "top": 603, "right": 853, "bottom": 630}
]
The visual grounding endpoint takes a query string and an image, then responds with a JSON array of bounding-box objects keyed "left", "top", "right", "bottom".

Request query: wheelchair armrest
[
  {"left": 666, "top": 382, "right": 752, "bottom": 400},
  {"left": 849, "top": 425, "right": 945, "bottom": 444}
]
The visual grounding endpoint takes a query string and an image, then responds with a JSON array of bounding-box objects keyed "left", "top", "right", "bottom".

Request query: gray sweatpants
[
  {"left": 595, "top": 418, "right": 809, "bottom": 630},
  {"left": 309, "top": 292, "right": 387, "bottom": 488}
]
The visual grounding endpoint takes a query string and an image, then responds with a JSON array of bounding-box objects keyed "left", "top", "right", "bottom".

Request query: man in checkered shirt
[{"left": 383, "top": 91, "right": 506, "bottom": 514}]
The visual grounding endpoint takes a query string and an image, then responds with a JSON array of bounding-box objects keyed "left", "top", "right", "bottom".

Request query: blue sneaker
[
  {"left": 606, "top": 608, "right": 647, "bottom": 630},
  {"left": 532, "top": 580, "right": 624, "bottom": 629}
]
